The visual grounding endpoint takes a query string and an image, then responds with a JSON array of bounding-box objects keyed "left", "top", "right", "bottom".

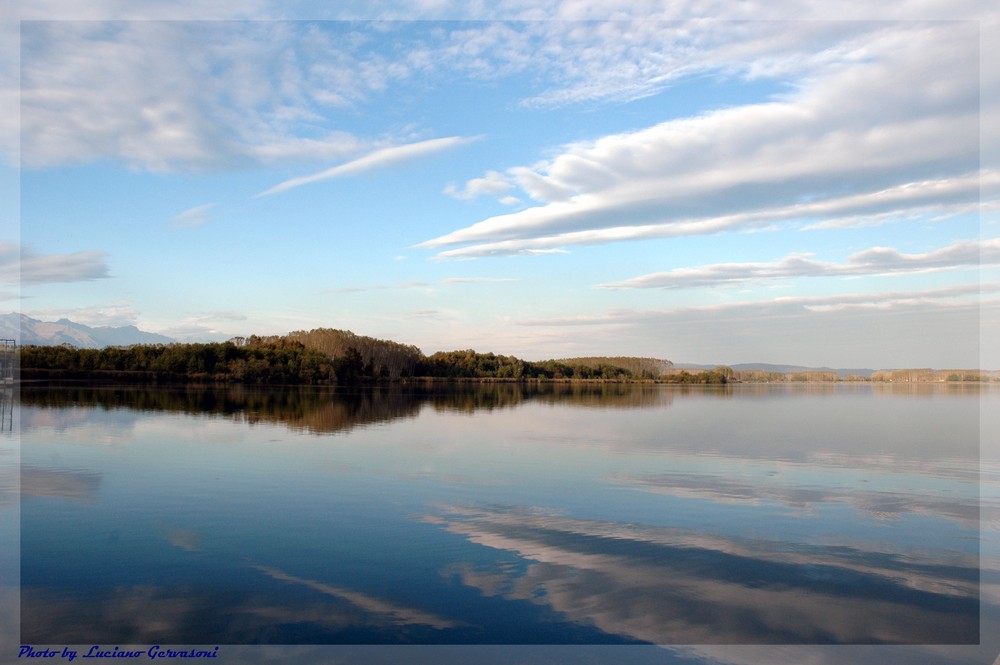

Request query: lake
[{"left": 15, "top": 382, "right": 1000, "bottom": 658}]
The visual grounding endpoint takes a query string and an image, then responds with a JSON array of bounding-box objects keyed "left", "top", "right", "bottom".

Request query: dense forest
[
  {"left": 17, "top": 336, "right": 337, "bottom": 384},
  {"left": 16, "top": 328, "right": 702, "bottom": 385}
]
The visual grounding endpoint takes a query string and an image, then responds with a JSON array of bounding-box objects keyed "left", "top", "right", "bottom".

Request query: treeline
[
  {"left": 17, "top": 338, "right": 338, "bottom": 385},
  {"left": 870, "top": 368, "right": 998, "bottom": 382},
  {"left": 551, "top": 356, "right": 673, "bottom": 379},
  {"left": 730, "top": 369, "right": 841, "bottom": 383},
  {"left": 419, "top": 350, "right": 662, "bottom": 380},
  {"left": 659, "top": 367, "right": 735, "bottom": 384},
  {"left": 16, "top": 328, "right": 690, "bottom": 385}
]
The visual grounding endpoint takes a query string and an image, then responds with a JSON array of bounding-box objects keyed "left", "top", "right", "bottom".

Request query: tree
[{"left": 332, "top": 347, "right": 365, "bottom": 383}]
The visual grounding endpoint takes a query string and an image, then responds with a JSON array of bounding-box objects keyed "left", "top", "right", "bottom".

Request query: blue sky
[{"left": 2, "top": 2, "right": 998, "bottom": 369}]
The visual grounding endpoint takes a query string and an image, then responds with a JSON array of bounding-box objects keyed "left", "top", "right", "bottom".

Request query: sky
[{"left": 1, "top": 1, "right": 998, "bottom": 369}]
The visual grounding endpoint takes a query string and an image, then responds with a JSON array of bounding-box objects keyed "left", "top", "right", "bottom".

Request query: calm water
[{"left": 18, "top": 383, "right": 991, "bottom": 646}]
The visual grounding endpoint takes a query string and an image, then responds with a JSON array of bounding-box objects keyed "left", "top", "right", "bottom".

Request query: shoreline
[{"left": 11, "top": 373, "right": 1000, "bottom": 387}]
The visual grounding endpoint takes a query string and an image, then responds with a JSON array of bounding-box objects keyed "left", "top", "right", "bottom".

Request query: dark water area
[{"left": 17, "top": 382, "right": 992, "bottom": 648}]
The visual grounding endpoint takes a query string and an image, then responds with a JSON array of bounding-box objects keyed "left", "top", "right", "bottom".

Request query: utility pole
[{"left": 0, "top": 339, "right": 14, "bottom": 431}]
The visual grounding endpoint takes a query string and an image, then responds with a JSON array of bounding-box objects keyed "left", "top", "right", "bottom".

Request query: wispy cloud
[
  {"left": 1, "top": 242, "right": 111, "bottom": 285},
  {"left": 405, "top": 309, "right": 453, "bottom": 321},
  {"left": 524, "top": 283, "right": 995, "bottom": 326},
  {"left": 439, "top": 276, "right": 517, "bottom": 284},
  {"left": 599, "top": 238, "right": 1000, "bottom": 290},
  {"left": 322, "top": 280, "right": 430, "bottom": 294},
  {"left": 169, "top": 204, "right": 214, "bottom": 229},
  {"left": 154, "top": 311, "right": 248, "bottom": 341},
  {"left": 255, "top": 136, "right": 476, "bottom": 197},
  {"left": 24, "top": 304, "right": 139, "bottom": 327},
  {"left": 514, "top": 283, "right": 998, "bottom": 367},
  {"left": 322, "top": 276, "right": 515, "bottom": 293}
]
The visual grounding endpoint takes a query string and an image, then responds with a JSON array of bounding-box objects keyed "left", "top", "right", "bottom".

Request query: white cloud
[
  {"left": 426, "top": 174, "right": 996, "bottom": 258},
  {"left": 799, "top": 171, "right": 998, "bottom": 229},
  {"left": 15, "top": 21, "right": 422, "bottom": 171},
  {"left": 599, "top": 238, "right": 1000, "bottom": 290},
  {"left": 8, "top": 14, "right": 991, "bottom": 179},
  {"left": 1, "top": 0, "right": 275, "bottom": 163},
  {"left": 10, "top": 0, "right": 268, "bottom": 20},
  {"left": 428, "top": 17, "right": 932, "bottom": 111},
  {"left": 1, "top": 242, "right": 110, "bottom": 285},
  {"left": 255, "top": 136, "right": 476, "bottom": 197},
  {"left": 420, "top": 22, "right": 982, "bottom": 258},
  {"left": 20, "top": 21, "right": 258, "bottom": 170}
]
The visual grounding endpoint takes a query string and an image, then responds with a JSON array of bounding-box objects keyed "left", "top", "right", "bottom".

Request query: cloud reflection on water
[
  {"left": 20, "top": 466, "right": 101, "bottom": 502},
  {"left": 428, "top": 504, "right": 978, "bottom": 644},
  {"left": 21, "top": 565, "right": 470, "bottom": 645},
  {"left": 21, "top": 585, "right": 222, "bottom": 644},
  {"left": 613, "top": 470, "right": 979, "bottom": 528},
  {"left": 158, "top": 526, "right": 202, "bottom": 552},
  {"left": 250, "top": 565, "right": 465, "bottom": 630}
]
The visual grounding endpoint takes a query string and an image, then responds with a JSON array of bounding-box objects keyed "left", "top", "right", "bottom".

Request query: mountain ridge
[{"left": 1, "top": 313, "right": 175, "bottom": 348}]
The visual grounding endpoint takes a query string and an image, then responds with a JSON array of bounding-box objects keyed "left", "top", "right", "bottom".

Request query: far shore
[
  {"left": 10, "top": 370, "right": 1000, "bottom": 387},
  {"left": 8, "top": 337, "right": 998, "bottom": 387}
]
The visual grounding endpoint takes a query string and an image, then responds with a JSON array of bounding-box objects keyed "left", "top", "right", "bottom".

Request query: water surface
[{"left": 19, "top": 383, "right": 987, "bottom": 645}]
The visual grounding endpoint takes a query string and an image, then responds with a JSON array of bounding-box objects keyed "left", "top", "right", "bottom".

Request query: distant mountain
[
  {"left": 0, "top": 313, "right": 176, "bottom": 348},
  {"left": 673, "top": 362, "right": 875, "bottom": 378}
]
